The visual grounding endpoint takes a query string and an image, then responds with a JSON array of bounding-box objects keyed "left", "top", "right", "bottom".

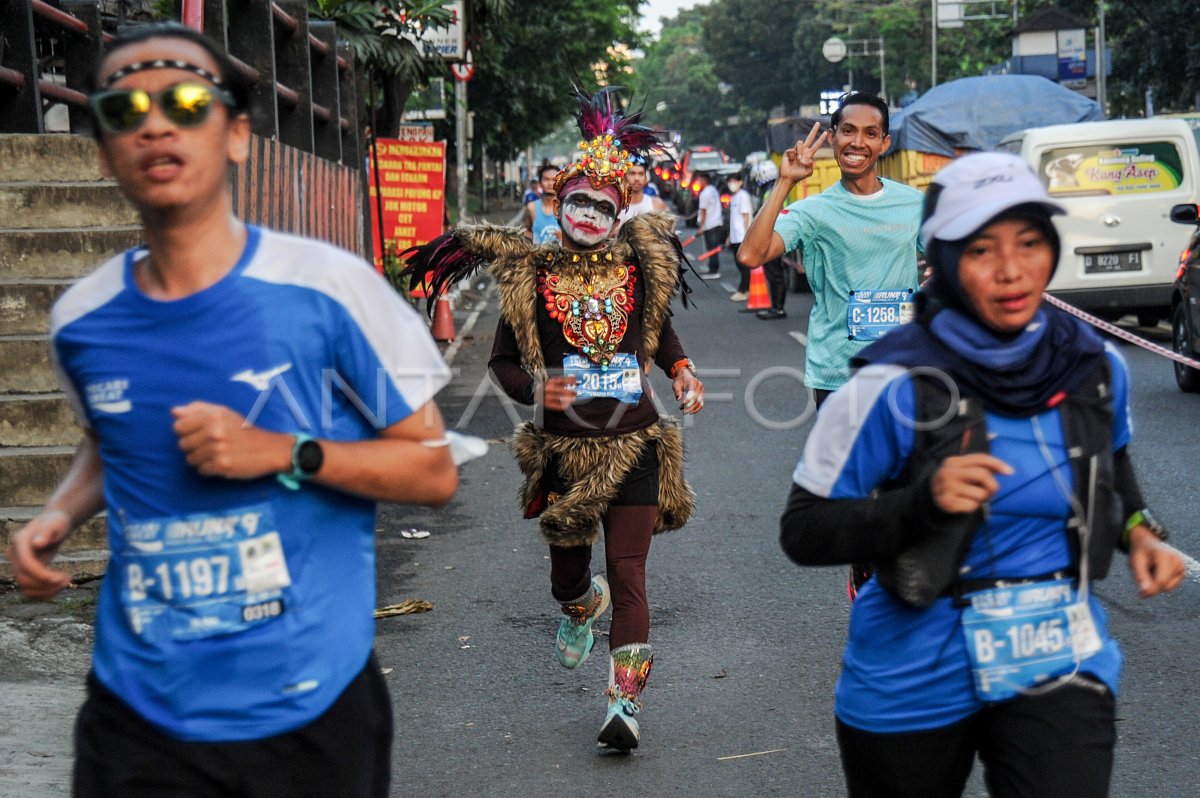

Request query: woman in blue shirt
[{"left": 780, "top": 152, "right": 1185, "bottom": 798}]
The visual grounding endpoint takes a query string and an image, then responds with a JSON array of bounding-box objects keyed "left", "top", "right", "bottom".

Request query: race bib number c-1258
[{"left": 847, "top": 288, "right": 915, "bottom": 341}]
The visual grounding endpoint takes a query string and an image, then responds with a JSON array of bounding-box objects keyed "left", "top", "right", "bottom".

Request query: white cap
[
  {"left": 751, "top": 159, "right": 778, "bottom": 185},
  {"left": 921, "top": 151, "right": 1066, "bottom": 249}
]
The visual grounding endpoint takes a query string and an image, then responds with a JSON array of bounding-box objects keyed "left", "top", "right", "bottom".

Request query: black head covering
[{"left": 855, "top": 202, "right": 1106, "bottom": 417}]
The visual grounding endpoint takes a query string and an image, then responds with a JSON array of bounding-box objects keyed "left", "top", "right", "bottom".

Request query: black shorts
[
  {"left": 837, "top": 674, "right": 1116, "bottom": 798},
  {"left": 73, "top": 652, "right": 393, "bottom": 798},
  {"left": 544, "top": 440, "right": 659, "bottom": 507}
]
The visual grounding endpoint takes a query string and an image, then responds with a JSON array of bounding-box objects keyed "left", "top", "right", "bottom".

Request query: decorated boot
[
  {"left": 597, "top": 643, "right": 653, "bottom": 752},
  {"left": 556, "top": 575, "right": 610, "bottom": 669}
]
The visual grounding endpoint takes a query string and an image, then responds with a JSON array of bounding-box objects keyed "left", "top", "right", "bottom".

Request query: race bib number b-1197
[{"left": 118, "top": 502, "right": 292, "bottom": 643}]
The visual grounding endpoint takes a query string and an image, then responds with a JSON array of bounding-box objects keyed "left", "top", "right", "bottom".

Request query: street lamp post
[{"left": 828, "top": 36, "right": 888, "bottom": 102}]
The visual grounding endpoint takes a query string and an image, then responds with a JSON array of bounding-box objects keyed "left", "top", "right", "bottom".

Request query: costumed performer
[{"left": 403, "top": 86, "right": 703, "bottom": 753}]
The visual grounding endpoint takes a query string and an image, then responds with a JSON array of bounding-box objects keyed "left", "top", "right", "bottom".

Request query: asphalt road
[{"left": 3, "top": 230, "right": 1199, "bottom": 797}]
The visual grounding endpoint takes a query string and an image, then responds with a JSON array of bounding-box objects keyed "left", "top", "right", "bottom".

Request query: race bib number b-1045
[
  {"left": 118, "top": 502, "right": 292, "bottom": 643},
  {"left": 961, "top": 578, "right": 1102, "bottom": 703}
]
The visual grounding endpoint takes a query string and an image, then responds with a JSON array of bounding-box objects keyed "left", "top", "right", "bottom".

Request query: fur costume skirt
[{"left": 510, "top": 416, "right": 695, "bottom": 547}]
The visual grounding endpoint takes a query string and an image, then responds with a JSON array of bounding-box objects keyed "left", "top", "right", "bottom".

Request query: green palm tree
[{"left": 308, "top": 0, "right": 456, "bottom": 135}]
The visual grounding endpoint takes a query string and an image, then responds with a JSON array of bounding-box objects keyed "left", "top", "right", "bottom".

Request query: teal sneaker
[
  {"left": 555, "top": 575, "right": 610, "bottom": 669},
  {"left": 597, "top": 697, "right": 641, "bottom": 752}
]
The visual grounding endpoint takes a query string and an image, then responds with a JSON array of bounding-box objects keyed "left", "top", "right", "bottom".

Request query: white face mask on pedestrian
[{"left": 559, "top": 188, "right": 619, "bottom": 248}]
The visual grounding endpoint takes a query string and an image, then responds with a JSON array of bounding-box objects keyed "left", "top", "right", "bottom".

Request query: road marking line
[
  {"left": 442, "top": 295, "right": 487, "bottom": 365},
  {"left": 789, "top": 331, "right": 807, "bottom": 347}
]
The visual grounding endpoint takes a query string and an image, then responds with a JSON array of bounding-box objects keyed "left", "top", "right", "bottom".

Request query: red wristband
[{"left": 669, "top": 358, "right": 693, "bottom": 379}]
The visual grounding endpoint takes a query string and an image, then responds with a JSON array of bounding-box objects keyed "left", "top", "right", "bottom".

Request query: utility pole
[
  {"left": 455, "top": 76, "right": 467, "bottom": 222},
  {"left": 931, "top": 0, "right": 938, "bottom": 87},
  {"left": 1097, "top": 0, "right": 1107, "bottom": 113}
]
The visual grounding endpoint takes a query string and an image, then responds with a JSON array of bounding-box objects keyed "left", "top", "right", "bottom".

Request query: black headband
[{"left": 102, "top": 59, "right": 224, "bottom": 89}]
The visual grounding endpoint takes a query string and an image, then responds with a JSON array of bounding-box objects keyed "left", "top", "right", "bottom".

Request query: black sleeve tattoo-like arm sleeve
[{"left": 779, "top": 474, "right": 962, "bottom": 566}]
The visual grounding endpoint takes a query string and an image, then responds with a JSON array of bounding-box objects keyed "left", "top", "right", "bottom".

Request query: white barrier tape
[{"left": 1043, "top": 294, "right": 1200, "bottom": 372}]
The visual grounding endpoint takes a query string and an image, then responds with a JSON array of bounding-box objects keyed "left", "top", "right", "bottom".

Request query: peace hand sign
[{"left": 780, "top": 124, "right": 830, "bottom": 184}]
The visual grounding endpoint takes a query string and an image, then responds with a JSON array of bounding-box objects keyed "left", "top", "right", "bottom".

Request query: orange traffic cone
[
  {"left": 744, "top": 266, "right": 771, "bottom": 311},
  {"left": 431, "top": 295, "right": 456, "bottom": 342}
]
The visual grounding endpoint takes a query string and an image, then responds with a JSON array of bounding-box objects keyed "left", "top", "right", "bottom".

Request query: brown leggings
[{"left": 549, "top": 505, "right": 657, "bottom": 650}]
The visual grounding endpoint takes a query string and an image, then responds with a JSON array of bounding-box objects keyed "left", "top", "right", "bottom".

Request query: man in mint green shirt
[{"left": 738, "top": 93, "right": 923, "bottom": 406}]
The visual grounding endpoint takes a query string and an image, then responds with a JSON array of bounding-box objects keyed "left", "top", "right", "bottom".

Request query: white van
[{"left": 996, "top": 118, "right": 1200, "bottom": 324}]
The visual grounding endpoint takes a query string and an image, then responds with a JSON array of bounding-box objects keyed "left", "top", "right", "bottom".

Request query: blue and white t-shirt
[
  {"left": 773, "top": 178, "right": 923, "bottom": 391},
  {"left": 51, "top": 226, "right": 451, "bottom": 741},
  {"left": 792, "top": 345, "right": 1131, "bottom": 733}
]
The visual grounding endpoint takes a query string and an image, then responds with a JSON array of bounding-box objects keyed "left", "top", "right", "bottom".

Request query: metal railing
[{"left": 0, "top": 0, "right": 362, "bottom": 166}]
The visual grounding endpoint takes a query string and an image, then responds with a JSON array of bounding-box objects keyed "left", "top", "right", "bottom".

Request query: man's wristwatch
[
  {"left": 278, "top": 433, "right": 324, "bottom": 491},
  {"left": 1124, "top": 508, "right": 1169, "bottom": 547}
]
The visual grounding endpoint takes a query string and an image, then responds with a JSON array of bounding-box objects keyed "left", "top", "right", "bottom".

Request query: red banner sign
[{"left": 368, "top": 138, "right": 447, "bottom": 269}]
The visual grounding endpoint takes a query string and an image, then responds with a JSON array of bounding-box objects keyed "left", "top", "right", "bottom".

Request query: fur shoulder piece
[
  {"left": 456, "top": 223, "right": 535, "bottom": 261},
  {"left": 402, "top": 224, "right": 534, "bottom": 316}
]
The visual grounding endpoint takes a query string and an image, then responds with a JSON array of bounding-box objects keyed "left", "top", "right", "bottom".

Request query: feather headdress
[{"left": 553, "top": 85, "right": 669, "bottom": 207}]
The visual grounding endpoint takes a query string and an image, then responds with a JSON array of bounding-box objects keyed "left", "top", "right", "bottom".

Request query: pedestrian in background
[
  {"left": 696, "top": 171, "right": 724, "bottom": 280},
  {"left": 779, "top": 152, "right": 1185, "bottom": 798},
  {"left": 523, "top": 177, "right": 541, "bottom": 204},
  {"left": 726, "top": 172, "right": 753, "bottom": 301},
  {"left": 4, "top": 22, "right": 459, "bottom": 798},
  {"left": 617, "top": 153, "right": 667, "bottom": 229},
  {"left": 526, "top": 162, "right": 562, "bottom": 244},
  {"left": 750, "top": 160, "right": 788, "bottom": 319}
]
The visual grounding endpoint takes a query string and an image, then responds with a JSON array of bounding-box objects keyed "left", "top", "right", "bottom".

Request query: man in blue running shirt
[{"left": 5, "top": 23, "right": 458, "bottom": 798}]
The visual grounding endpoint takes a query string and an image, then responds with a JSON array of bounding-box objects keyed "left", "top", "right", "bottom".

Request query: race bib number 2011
[{"left": 119, "top": 502, "right": 292, "bottom": 643}]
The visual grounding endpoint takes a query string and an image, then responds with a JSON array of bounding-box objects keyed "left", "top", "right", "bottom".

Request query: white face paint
[{"left": 559, "top": 187, "right": 620, "bottom": 248}]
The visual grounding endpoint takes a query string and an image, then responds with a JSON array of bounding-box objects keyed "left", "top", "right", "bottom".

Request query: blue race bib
[
  {"left": 847, "top": 288, "right": 915, "bottom": 341},
  {"left": 961, "top": 578, "right": 1102, "bottom": 702},
  {"left": 118, "top": 502, "right": 292, "bottom": 644},
  {"left": 562, "top": 352, "right": 643, "bottom": 403}
]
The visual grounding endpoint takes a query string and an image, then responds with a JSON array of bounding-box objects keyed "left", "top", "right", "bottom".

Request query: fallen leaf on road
[
  {"left": 380, "top": 667, "right": 394, "bottom": 675},
  {"left": 713, "top": 669, "right": 727, "bottom": 679},
  {"left": 373, "top": 599, "right": 434, "bottom": 618}
]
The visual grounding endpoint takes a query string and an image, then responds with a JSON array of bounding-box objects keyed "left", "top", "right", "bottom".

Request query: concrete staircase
[{"left": 1, "top": 134, "right": 143, "bottom": 579}]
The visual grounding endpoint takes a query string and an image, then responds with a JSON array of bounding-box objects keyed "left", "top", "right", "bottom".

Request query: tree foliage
[
  {"left": 635, "top": 8, "right": 764, "bottom": 157},
  {"left": 454, "top": 0, "right": 642, "bottom": 160},
  {"left": 308, "top": 0, "right": 454, "bottom": 78},
  {"left": 1106, "top": 0, "right": 1200, "bottom": 116},
  {"left": 633, "top": 0, "right": 1200, "bottom": 155}
]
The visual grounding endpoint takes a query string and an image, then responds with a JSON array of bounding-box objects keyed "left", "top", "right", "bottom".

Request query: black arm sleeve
[
  {"left": 779, "top": 475, "right": 964, "bottom": 566},
  {"left": 653, "top": 316, "right": 687, "bottom": 375},
  {"left": 487, "top": 318, "right": 536, "bottom": 405},
  {"left": 1112, "top": 445, "right": 1145, "bottom": 519}
]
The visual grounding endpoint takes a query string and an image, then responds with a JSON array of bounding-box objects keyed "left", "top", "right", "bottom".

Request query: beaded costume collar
[{"left": 537, "top": 247, "right": 637, "bottom": 369}]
